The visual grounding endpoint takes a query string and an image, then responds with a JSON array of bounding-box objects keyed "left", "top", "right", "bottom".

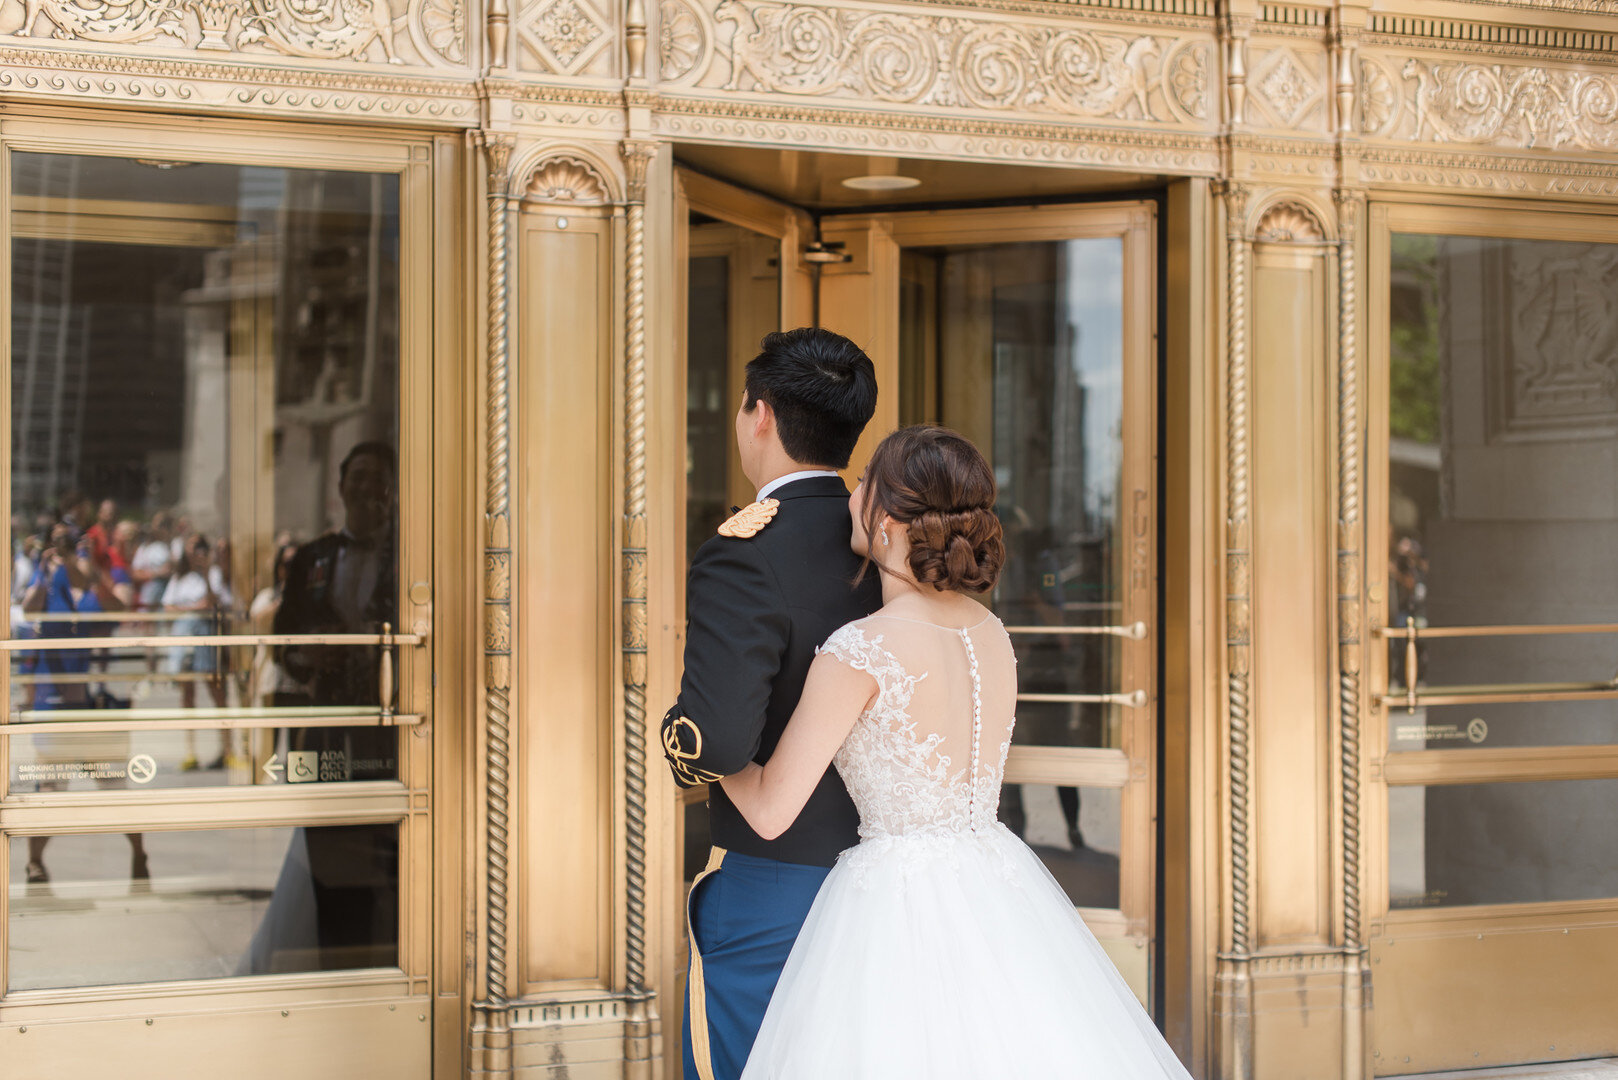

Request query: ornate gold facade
[{"left": 1, "top": 1, "right": 1617, "bottom": 1078}]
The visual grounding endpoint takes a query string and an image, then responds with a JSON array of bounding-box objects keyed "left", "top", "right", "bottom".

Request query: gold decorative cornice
[
  {"left": 1358, "top": 142, "right": 1618, "bottom": 196},
  {"left": 0, "top": 44, "right": 481, "bottom": 121},
  {"left": 653, "top": 92, "right": 1222, "bottom": 172}
]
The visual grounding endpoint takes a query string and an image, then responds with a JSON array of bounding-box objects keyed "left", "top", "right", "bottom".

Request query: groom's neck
[{"left": 749, "top": 454, "right": 836, "bottom": 497}]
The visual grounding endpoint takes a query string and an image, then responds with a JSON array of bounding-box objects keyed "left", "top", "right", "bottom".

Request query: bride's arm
[{"left": 721, "top": 653, "right": 876, "bottom": 841}]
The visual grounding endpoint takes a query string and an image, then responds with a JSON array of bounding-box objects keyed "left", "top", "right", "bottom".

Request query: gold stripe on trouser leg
[{"left": 686, "top": 846, "right": 727, "bottom": 1080}]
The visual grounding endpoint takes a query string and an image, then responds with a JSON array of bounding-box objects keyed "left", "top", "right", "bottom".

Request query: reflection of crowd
[
  {"left": 10, "top": 493, "right": 308, "bottom": 770},
  {"left": 13, "top": 447, "right": 397, "bottom": 913}
]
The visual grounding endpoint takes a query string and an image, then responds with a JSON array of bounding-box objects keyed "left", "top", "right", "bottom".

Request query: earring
[{"left": 880, "top": 530, "right": 889, "bottom": 547}]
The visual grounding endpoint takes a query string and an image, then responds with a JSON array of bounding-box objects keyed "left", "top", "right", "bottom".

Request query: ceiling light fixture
[
  {"left": 804, "top": 240, "right": 852, "bottom": 264},
  {"left": 841, "top": 174, "right": 921, "bottom": 191}
]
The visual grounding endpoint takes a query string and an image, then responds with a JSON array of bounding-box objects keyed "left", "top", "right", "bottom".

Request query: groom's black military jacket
[{"left": 661, "top": 475, "right": 882, "bottom": 868}]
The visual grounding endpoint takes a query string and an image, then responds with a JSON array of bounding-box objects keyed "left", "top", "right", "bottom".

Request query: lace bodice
[{"left": 817, "top": 614, "right": 1016, "bottom": 841}]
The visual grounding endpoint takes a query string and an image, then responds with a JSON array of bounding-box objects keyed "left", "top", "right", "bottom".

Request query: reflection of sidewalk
[
  {"left": 1400, "top": 1060, "right": 1618, "bottom": 1080},
  {"left": 1026, "top": 843, "right": 1121, "bottom": 910},
  {"left": 6, "top": 828, "right": 285, "bottom": 991}
]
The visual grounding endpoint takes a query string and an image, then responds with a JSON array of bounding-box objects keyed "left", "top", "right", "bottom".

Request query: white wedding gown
[{"left": 741, "top": 612, "right": 1194, "bottom": 1079}]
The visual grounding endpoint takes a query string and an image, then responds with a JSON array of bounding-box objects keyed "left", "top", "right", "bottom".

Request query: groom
[{"left": 661, "top": 327, "right": 881, "bottom": 1080}]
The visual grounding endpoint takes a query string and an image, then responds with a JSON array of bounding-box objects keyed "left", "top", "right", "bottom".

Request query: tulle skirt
[{"left": 741, "top": 823, "right": 1194, "bottom": 1079}]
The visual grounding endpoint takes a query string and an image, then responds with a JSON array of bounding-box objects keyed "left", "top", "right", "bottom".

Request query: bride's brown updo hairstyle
[{"left": 859, "top": 425, "right": 1005, "bottom": 594}]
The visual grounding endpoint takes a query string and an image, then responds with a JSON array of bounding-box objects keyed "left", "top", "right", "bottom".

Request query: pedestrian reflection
[
  {"left": 19, "top": 521, "right": 148, "bottom": 889},
  {"left": 247, "top": 441, "right": 399, "bottom": 974}
]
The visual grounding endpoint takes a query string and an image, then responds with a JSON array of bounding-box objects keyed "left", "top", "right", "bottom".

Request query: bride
[{"left": 719, "top": 425, "right": 1194, "bottom": 1079}]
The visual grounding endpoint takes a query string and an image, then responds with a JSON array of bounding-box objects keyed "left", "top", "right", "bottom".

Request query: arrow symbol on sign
[{"left": 263, "top": 754, "right": 283, "bottom": 781}]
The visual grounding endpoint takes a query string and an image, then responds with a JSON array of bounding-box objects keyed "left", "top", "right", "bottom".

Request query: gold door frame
[
  {"left": 0, "top": 108, "right": 458, "bottom": 1079},
  {"left": 1365, "top": 198, "right": 1618, "bottom": 1074},
  {"left": 817, "top": 201, "right": 1160, "bottom": 998}
]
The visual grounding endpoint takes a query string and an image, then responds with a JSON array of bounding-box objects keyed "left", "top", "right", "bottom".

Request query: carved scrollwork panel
[
  {"left": 2, "top": 0, "right": 469, "bottom": 67},
  {"left": 1360, "top": 50, "right": 1618, "bottom": 152},
  {"left": 668, "top": 0, "right": 1213, "bottom": 129}
]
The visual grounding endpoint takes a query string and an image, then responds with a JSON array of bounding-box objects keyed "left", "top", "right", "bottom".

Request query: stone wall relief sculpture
[
  {"left": 1, "top": 0, "right": 468, "bottom": 67},
  {"left": 514, "top": 0, "right": 617, "bottom": 77},
  {"left": 1489, "top": 240, "right": 1618, "bottom": 434},
  {"left": 1358, "top": 52, "right": 1618, "bottom": 152},
  {"left": 658, "top": 0, "right": 1213, "bottom": 128}
]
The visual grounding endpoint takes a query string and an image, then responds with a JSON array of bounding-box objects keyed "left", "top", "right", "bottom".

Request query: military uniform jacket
[{"left": 662, "top": 475, "right": 883, "bottom": 868}]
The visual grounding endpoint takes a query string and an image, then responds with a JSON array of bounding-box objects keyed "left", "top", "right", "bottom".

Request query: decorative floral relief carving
[
  {"left": 1247, "top": 45, "right": 1324, "bottom": 130},
  {"left": 2, "top": 0, "right": 466, "bottom": 66},
  {"left": 517, "top": 0, "right": 613, "bottom": 75},
  {"left": 409, "top": 0, "right": 465, "bottom": 64},
  {"left": 1164, "top": 40, "right": 1208, "bottom": 121},
  {"left": 676, "top": 1, "right": 1211, "bottom": 126},
  {"left": 524, "top": 156, "right": 610, "bottom": 204},
  {"left": 1361, "top": 53, "right": 1618, "bottom": 152},
  {"left": 660, "top": 0, "right": 706, "bottom": 81},
  {"left": 1358, "top": 57, "right": 1399, "bottom": 136}
]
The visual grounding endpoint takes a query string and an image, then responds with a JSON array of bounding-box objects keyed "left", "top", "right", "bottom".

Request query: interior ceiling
[{"left": 673, "top": 144, "right": 1162, "bottom": 211}]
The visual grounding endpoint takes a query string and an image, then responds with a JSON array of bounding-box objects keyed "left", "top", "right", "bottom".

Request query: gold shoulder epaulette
[{"left": 718, "top": 498, "right": 779, "bottom": 539}]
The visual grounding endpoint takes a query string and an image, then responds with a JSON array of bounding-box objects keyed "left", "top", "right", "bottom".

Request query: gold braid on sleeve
[{"left": 662, "top": 715, "right": 725, "bottom": 786}]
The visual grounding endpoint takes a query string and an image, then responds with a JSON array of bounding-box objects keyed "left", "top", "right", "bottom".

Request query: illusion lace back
[
  {"left": 740, "top": 610, "right": 1196, "bottom": 1080},
  {"left": 817, "top": 614, "right": 1015, "bottom": 842}
]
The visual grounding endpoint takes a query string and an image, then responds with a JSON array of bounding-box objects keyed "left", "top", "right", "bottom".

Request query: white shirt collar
[{"left": 757, "top": 469, "right": 840, "bottom": 502}]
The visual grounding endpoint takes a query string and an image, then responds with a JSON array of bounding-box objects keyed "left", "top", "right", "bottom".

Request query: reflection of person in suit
[
  {"left": 253, "top": 441, "right": 399, "bottom": 973},
  {"left": 274, "top": 441, "right": 398, "bottom": 724}
]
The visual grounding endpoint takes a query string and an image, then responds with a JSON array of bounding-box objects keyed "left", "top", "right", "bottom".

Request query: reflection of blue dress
[
  {"left": 22, "top": 565, "right": 127, "bottom": 787},
  {"left": 25, "top": 563, "right": 95, "bottom": 711}
]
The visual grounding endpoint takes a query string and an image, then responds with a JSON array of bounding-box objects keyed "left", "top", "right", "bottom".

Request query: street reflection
[
  {"left": 8, "top": 827, "right": 398, "bottom": 989},
  {"left": 8, "top": 153, "right": 402, "bottom": 792}
]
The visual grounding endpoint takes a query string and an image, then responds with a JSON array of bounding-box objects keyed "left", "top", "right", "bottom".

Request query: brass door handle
[
  {"left": 1003, "top": 622, "right": 1148, "bottom": 640},
  {"left": 1017, "top": 689, "right": 1149, "bottom": 707}
]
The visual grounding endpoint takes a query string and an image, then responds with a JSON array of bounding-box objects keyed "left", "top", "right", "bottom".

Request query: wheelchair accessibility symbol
[{"left": 288, "top": 750, "right": 319, "bottom": 783}]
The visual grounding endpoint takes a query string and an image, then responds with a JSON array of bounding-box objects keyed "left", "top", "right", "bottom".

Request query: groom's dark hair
[{"left": 743, "top": 328, "right": 877, "bottom": 469}]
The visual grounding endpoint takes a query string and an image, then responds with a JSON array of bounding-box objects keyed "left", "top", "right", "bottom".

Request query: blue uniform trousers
[{"left": 684, "top": 849, "right": 830, "bottom": 1080}]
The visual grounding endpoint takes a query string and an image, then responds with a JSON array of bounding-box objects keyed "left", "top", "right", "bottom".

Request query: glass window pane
[
  {"left": 1388, "top": 779, "right": 1618, "bottom": 908},
  {"left": 8, "top": 152, "right": 402, "bottom": 786},
  {"left": 9, "top": 823, "right": 399, "bottom": 989},
  {"left": 684, "top": 217, "right": 781, "bottom": 551},
  {"left": 904, "top": 239, "right": 1128, "bottom": 749},
  {"left": 1387, "top": 232, "right": 1618, "bottom": 747},
  {"left": 998, "top": 782, "right": 1120, "bottom": 909}
]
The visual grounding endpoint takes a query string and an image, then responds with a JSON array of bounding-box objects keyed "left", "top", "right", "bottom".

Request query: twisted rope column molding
[
  {"left": 473, "top": 128, "right": 516, "bottom": 1079},
  {"left": 620, "top": 137, "right": 660, "bottom": 1080},
  {"left": 1214, "top": 179, "right": 1255, "bottom": 1080},
  {"left": 1335, "top": 186, "right": 1370, "bottom": 1077}
]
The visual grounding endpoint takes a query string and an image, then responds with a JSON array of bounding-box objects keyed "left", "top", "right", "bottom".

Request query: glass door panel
[
  {"left": 2, "top": 146, "right": 420, "bottom": 1010},
  {"left": 879, "top": 203, "right": 1156, "bottom": 1003},
  {"left": 1372, "top": 207, "right": 1618, "bottom": 1072},
  {"left": 6, "top": 153, "right": 408, "bottom": 796}
]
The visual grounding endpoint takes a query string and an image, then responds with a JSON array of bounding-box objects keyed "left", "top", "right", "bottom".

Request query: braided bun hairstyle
[{"left": 860, "top": 425, "right": 1005, "bottom": 594}]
